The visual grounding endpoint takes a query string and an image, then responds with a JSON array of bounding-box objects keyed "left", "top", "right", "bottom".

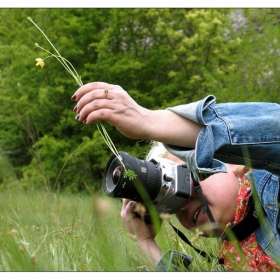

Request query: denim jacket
[{"left": 160, "top": 95, "right": 280, "bottom": 269}]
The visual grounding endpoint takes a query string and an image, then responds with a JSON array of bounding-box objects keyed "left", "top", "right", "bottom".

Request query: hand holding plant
[{"left": 27, "top": 17, "right": 137, "bottom": 180}]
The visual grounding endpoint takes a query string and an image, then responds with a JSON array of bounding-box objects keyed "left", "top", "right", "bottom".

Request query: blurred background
[{"left": 1, "top": 8, "right": 280, "bottom": 193}]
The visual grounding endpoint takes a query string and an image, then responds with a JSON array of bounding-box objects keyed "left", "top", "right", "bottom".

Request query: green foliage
[
  {"left": 211, "top": 9, "right": 280, "bottom": 103},
  {"left": 1, "top": 8, "right": 280, "bottom": 191}
]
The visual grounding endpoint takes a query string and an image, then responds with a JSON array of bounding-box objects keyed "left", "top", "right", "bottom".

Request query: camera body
[{"left": 102, "top": 151, "right": 191, "bottom": 215}]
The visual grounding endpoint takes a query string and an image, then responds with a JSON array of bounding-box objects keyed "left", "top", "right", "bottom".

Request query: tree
[{"left": 1, "top": 8, "right": 280, "bottom": 192}]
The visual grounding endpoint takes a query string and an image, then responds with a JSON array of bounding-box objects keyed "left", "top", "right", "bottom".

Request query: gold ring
[{"left": 104, "top": 89, "right": 108, "bottom": 98}]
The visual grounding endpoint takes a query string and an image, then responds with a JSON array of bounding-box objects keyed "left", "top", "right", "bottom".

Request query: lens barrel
[{"left": 102, "top": 152, "right": 162, "bottom": 202}]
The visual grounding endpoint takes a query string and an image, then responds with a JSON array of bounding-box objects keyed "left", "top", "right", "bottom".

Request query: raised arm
[{"left": 71, "top": 82, "right": 202, "bottom": 148}]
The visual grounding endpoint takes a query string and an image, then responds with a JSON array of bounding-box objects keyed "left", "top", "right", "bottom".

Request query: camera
[{"left": 102, "top": 151, "right": 191, "bottom": 215}]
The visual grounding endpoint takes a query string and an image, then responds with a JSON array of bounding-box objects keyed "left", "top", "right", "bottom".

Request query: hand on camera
[{"left": 120, "top": 199, "right": 161, "bottom": 242}]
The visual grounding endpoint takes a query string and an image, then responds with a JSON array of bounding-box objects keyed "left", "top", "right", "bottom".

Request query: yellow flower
[{"left": 35, "top": 58, "right": 45, "bottom": 68}]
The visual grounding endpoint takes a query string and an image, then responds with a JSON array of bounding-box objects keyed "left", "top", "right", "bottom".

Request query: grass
[{"left": 0, "top": 187, "right": 221, "bottom": 272}]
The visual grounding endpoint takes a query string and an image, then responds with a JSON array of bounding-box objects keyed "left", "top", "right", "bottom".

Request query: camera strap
[
  {"left": 168, "top": 172, "right": 225, "bottom": 265},
  {"left": 169, "top": 221, "right": 224, "bottom": 264}
]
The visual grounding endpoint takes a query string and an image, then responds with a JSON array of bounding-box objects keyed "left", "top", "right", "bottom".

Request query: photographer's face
[{"left": 169, "top": 155, "right": 240, "bottom": 237}]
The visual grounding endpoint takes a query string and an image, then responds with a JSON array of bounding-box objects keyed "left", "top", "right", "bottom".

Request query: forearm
[
  {"left": 138, "top": 238, "right": 162, "bottom": 269},
  {"left": 141, "top": 109, "right": 202, "bottom": 148}
]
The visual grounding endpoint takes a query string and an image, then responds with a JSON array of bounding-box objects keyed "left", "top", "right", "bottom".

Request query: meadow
[
  {"left": 1, "top": 8, "right": 280, "bottom": 273},
  {"left": 0, "top": 187, "right": 221, "bottom": 272}
]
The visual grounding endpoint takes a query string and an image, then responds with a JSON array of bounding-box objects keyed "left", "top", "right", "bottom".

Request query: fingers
[
  {"left": 121, "top": 199, "right": 136, "bottom": 215},
  {"left": 72, "top": 82, "right": 124, "bottom": 104},
  {"left": 121, "top": 198, "right": 130, "bottom": 211},
  {"left": 73, "top": 87, "right": 114, "bottom": 115},
  {"left": 71, "top": 82, "right": 115, "bottom": 101},
  {"left": 78, "top": 88, "right": 112, "bottom": 106},
  {"left": 121, "top": 199, "right": 142, "bottom": 222},
  {"left": 71, "top": 82, "right": 128, "bottom": 124},
  {"left": 75, "top": 99, "right": 115, "bottom": 123}
]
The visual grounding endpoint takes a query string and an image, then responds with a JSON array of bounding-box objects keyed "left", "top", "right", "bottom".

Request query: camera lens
[
  {"left": 102, "top": 151, "right": 162, "bottom": 202},
  {"left": 112, "top": 165, "right": 122, "bottom": 185}
]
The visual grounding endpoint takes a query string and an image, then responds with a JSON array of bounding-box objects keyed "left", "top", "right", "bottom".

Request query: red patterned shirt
[{"left": 219, "top": 172, "right": 280, "bottom": 271}]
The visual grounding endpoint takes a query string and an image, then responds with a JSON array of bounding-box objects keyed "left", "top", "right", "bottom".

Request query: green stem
[
  {"left": 96, "top": 122, "right": 123, "bottom": 167},
  {"left": 38, "top": 45, "right": 82, "bottom": 86},
  {"left": 28, "top": 17, "right": 62, "bottom": 58},
  {"left": 28, "top": 17, "right": 136, "bottom": 179}
]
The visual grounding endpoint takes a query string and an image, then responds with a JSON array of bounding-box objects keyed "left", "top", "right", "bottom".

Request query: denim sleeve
[{"left": 164, "top": 95, "right": 280, "bottom": 181}]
